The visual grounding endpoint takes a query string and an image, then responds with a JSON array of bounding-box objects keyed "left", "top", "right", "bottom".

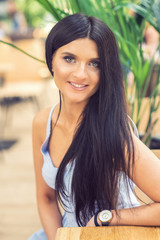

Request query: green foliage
[{"left": 14, "top": 0, "right": 48, "bottom": 27}]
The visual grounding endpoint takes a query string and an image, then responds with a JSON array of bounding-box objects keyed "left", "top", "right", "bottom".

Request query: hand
[
  {"left": 86, "top": 215, "right": 95, "bottom": 227},
  {"left": 86, "top": 215, "right": 101, "bottom": 227}
]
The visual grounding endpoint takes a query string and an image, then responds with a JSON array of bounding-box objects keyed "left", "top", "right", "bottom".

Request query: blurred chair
[{"left": 0, "top": 38, "right": 50, "bottom": 130}]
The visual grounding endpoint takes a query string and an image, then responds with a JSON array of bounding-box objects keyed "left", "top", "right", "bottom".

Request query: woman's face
[{"left": 52, "top": 38, "right": 100, "bottom": 105}]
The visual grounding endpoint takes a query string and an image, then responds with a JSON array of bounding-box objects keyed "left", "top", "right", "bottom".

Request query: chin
[{"left": 68, "top": 97, "right": 89, "bottom": 105}]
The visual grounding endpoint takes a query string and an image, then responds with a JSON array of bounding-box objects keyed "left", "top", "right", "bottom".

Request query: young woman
[{"left": 28, "top": 13, "right": 160, "bottom": 240}]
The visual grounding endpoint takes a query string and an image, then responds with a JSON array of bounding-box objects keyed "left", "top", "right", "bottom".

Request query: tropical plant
[
  {"left": 0, "top": 0, "right": 160, "bottom": 147},
  {"left": 14, "top": 0, "right": 47, "bottom": 28}
]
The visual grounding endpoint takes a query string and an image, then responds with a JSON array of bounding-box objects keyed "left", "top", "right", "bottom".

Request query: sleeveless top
[{"left": 41, "top": 104, "right": 140, "bottom": 227}]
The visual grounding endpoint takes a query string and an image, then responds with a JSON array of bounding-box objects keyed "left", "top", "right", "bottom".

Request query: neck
[{"left": 57, "top": 98, "right": 87, "bottom": 129}]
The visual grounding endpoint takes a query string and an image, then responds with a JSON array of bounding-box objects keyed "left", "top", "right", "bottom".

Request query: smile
[{"left": 68, "top": 81, "right": 88, "bottom": 90}]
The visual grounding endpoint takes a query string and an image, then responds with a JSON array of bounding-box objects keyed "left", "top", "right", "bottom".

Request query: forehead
[{"left": 55, "top": 38, "right": 99, "bottom": 58}]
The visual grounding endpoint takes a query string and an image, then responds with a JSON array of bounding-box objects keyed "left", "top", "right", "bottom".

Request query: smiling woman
[{"left": 28, "top": 13, "right": 160, "bottom": 240}]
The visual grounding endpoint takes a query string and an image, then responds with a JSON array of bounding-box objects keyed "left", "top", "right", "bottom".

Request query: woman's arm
[
  {"left": 87, "top": 133, "right": 160, "bottom": 227},
  {"left": 87, "top": 202, "right": 160, "bottom": 226},
  {"left": 32, "top": 111, "right": 62, "bottom": 240},
  {"left": 107, "top": 133, "right": 160, "bottom": 226},
  {"left": 110, "top": 202, "right": 160, "bottom": 226}
]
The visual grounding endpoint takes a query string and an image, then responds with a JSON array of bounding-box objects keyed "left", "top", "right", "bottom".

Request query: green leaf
[
  {"left": 35, "top": 0, "right": 62, "bottom": 20},
  {"left": 0, "top": 40, "right": 46, "bottom": 64}
]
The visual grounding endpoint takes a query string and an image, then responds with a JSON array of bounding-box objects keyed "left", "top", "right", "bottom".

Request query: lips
[{"left": 68, "top": 81, "right": 88, "bottom": 90}]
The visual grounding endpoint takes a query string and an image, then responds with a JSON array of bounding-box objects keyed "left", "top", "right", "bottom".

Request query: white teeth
[{"left": 70, "top": 82, "right": 86, "bottom": 88}]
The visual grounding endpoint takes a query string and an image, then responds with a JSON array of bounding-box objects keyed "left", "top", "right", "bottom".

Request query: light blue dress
[{"left": 28, "top": 104, "right": 140, "bottom": 240}]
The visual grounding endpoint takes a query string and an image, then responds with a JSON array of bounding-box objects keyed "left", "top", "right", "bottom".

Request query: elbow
[{"left": 151, "top": 189, "right": 160, "bottom": 203}]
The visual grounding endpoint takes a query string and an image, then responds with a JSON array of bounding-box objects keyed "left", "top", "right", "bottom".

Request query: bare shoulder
[
  {"left": 33, "top": 107, "right": 52, "bottom": 126},
  {"left": 32, "top": 107, "right": 52, "bottom": 143}
]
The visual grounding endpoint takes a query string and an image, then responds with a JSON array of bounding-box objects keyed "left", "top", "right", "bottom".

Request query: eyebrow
[{"left": 61, "top": 52, "right": 100, "bottom": 61}]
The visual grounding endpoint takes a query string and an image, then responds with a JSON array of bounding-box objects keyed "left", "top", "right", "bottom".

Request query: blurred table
[
  {"left": 55, "top": 226, "right": 160, "bottom": 240},
  {"left": 0, "top": 82, "right": 44, "bottom": 98},
  {"left": 0, "top": 81, "right": 44, "bottom": 130}
]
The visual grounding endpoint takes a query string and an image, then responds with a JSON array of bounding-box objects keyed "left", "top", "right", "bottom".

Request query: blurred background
[
  {"left": 0, "top": 1, "right": 59, "bottom": 239},
  {"left": 0, "top": 0, "right": 160, "bottom": 239}
]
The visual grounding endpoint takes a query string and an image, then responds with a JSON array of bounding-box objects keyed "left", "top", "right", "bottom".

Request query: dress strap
[
  {"left": 128, "top": 116, "right": 139, "bottom": 138},
  {"left": 46, "top": 104, "right": 57, "bottom": 138}
]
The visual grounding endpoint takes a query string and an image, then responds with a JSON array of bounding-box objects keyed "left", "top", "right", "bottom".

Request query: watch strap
[
  {"left": 94, "top": 210, "right": 101, "bottom": 226},
  {"left": 102, "top": 221, "right": 109, "bottom": 226}
]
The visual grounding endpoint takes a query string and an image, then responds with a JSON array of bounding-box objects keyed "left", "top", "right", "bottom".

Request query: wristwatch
[{"left": 94, "top": 210, "right": 112, "bottom": 226}]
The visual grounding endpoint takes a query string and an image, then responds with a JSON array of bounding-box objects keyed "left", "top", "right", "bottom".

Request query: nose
[{"left": 73, "top": 63, "right": 87, "bottom": 80}]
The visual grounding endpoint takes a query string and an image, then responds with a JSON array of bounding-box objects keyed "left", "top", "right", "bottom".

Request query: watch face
[{"left": 98, "top": 210, "right": 112, "bottom": 223}]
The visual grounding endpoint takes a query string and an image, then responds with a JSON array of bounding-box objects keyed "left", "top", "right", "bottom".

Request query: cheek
[{"left": 54, "top": 64, "right": 71, "bottom": 81}]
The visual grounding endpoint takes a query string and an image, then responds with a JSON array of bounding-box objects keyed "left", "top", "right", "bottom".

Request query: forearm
[
  {"left": 110, "top": 202, "right": 160, "bottom": 226},
  {"left": 38, "top": 199, "right": 62, "bottom": 240}
]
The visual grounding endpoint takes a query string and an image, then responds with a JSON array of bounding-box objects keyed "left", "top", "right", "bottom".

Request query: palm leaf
[
  {"left": 35, "top": 0, "right": 63, "bottom": 20},
  {"left": 0, "top": 40, "right": 45, "bottom": 64}
]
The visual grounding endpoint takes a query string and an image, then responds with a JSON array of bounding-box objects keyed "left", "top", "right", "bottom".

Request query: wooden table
[{"left": 55, "top": 226, "right": 160, "bottom": 240}]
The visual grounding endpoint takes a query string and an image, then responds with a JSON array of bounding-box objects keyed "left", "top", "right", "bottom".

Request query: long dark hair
[{"left": 45, "top": 13, "right": 134, "bottom": 226}]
